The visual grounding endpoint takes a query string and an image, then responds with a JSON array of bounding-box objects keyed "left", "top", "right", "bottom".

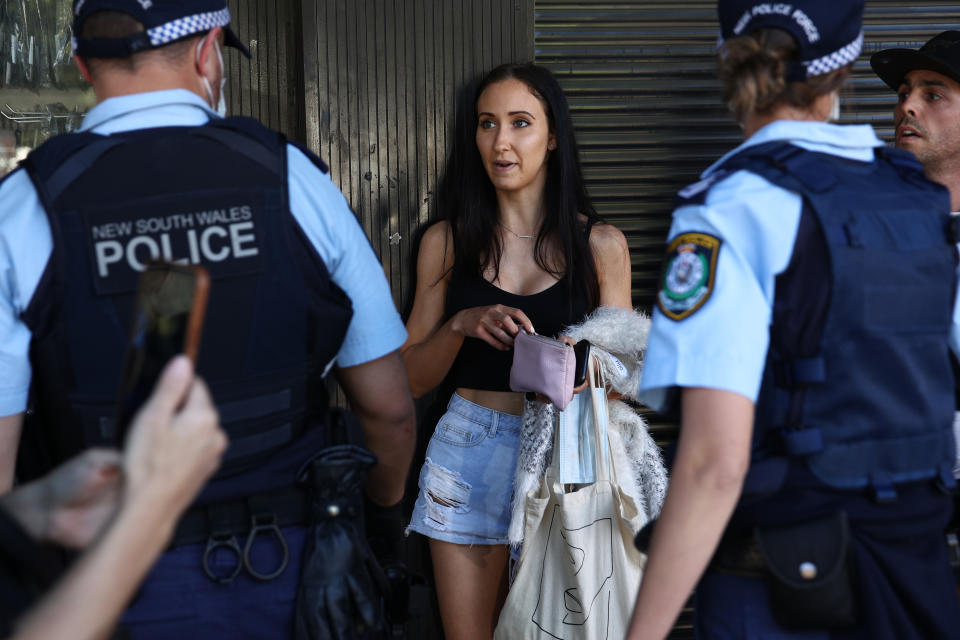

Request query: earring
[{"left": 548, "top": 142, "right": 556, "bottom": 150}]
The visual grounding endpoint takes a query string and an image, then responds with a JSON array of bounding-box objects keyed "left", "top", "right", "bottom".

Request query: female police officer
[{"left": 627, "top": 1, "right": 960, "bottom": 638}]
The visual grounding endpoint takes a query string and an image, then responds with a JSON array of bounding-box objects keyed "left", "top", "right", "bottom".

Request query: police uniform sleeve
[
  {"left": 286, "top": 146, "right": 407, "bottom": 367},
  {"left": 0, "top": 169, "right": 51, "bottom": 416},
  {"left": 638, "top": 171, "right": 803, "bottom": 412}
]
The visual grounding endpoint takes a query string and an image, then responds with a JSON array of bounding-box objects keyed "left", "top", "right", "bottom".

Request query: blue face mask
[{"left": 196, "top": 34, "right": 227, "bottom": 117}]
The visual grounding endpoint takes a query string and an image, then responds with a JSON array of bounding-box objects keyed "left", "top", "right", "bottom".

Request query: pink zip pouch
[{"left": 509, "top": 330, "right": 575, "bottom": 410}]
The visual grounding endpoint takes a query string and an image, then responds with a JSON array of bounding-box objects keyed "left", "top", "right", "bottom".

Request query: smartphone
[
  {"left": 573, "top": 339, "right": 591, "bottom": 387},
  {"left": 115, "top": 262, "right": 210, "bottom": 444}
]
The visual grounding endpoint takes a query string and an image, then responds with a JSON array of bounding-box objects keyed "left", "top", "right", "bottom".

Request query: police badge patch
[{"left": 657, "top": 232, "right": 721, "bottom": 321}]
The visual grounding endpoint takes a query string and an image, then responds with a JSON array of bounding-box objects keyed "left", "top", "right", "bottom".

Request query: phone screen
[
  {"left": 115, "top": 263, "right": 208, "bottom": 444},
  {"left": 574, "top": 340, "right": 591, "bottom": 387}
]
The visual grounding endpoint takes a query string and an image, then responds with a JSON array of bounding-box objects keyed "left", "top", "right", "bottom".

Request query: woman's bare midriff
[{"left": 456, "top": 388, "right": 525, "bottom": 416}]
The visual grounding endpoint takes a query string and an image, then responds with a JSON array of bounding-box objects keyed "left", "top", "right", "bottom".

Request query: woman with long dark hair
[{"left": 401, "top": 63, "right": 631, "bottom": 638}]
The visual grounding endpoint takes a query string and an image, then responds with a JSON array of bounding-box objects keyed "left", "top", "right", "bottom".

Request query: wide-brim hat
[
  {"left": 871, "top": 31, "right": 960, "bottom": 91},
  {"left": 717, "top": 0, "right": 865, "bottom": 81},
  {"left": 72, "top": 0, "right": 251, "bottom": 59}
]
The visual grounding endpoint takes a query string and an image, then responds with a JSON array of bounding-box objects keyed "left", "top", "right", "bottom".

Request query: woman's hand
[
  {"left": 40, "top": 449, "right": 123, "bottom": 549},
  {"left": 0, "top": 449, "right": 123, "bottom": 549},
  {"left": 451, "top": 304, "right": 534, "bottom": 351},
  {"left": 558, "top": 336, "right": 623, "bottom": 401},
  {"left": 556, "top": 336, "right": 589, "bottom": 397}
]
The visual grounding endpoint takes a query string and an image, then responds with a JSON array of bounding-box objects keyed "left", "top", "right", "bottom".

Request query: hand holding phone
[
  {"left": 573, "top": 340, "right": 592, "bottom": 388},
  {"left": 115, "top": 262, "right": 210, "bottom": 445}
]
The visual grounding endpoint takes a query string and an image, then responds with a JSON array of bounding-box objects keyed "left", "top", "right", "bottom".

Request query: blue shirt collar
[
  {"left": 704, "top": 121, "right": 884, "bottom": 177},
  {"left": 79, "top": 89, "right": 220, "bottom": 134}
]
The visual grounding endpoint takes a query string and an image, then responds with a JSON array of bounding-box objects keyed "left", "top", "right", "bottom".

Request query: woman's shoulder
[
  {"left": 421, "top": 219, "right": 453, "bottom": 245},
  {"left": 577, "top": 216, "right": 631, "bottom": 307},
  {"left": 415, "top": 220, "right": 456, "bottom": 279},
  {"left": 418, "top": 220, "right": 456, "bottom": 258},
  {"left": 582, "top": 218, "right": 628, "bottom": 255}
]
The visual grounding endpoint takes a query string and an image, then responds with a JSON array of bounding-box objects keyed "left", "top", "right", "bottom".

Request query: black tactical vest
[
  {"left": 17, "top": 117, "right": 353, "bottom": 503},
  {"left": 677, "top": 142, "right": 957, "bottom": 500}
]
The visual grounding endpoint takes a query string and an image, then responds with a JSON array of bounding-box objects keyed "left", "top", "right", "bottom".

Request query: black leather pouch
[{"left": 754, "top": 511, "right": 858, "bottom": 630}]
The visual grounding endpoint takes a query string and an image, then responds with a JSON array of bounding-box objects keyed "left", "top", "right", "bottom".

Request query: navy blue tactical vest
[
  {"left": 687, "top": 142, "right": 957, "bottom": 500},
  {"left": 16, "top": 117, "right": 353, "bottom": 504}
]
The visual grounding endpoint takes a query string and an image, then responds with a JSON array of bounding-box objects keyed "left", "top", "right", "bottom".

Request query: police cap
[
  {"left": 72, "top": 0, "right": 251, "bottom": 60},
  {"left": 717, "top": 0, "right": 865, "bottom": 82}
]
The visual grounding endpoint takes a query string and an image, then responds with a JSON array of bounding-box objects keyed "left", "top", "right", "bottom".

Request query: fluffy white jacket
[{"left": 507, "top": 306, "right": 669, "bottom": 546}]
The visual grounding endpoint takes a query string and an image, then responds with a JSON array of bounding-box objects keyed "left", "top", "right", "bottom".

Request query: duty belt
[
  {"left": 710, "top": 528, "right": 766, "bottom": 577},
  {"left": 949, "top": 490, "right": 960, "bottom": 579},
  {"left": 172, "top": 486, "right": 309, "bottom": 584}
]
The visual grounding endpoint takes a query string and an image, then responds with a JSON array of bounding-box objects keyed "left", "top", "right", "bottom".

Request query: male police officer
[
  {"left": 0, "top": 1, "right": 416, "bottom": 638},
  {"left": 872, "top": 31, "right": 960, "bottom": 213}
]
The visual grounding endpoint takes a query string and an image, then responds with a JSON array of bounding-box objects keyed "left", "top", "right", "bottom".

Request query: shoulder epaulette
[{"left": 674, "top": 170, "right": 732, "bottom": 206}]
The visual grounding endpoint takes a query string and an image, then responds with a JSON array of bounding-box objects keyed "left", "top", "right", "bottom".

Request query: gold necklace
[{"left": 499, "top": 222, "right": 537, "bottom": 239}]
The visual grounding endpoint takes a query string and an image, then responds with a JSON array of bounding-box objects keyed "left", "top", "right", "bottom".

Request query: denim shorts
[{"left": 407, "top": 393, "right": 522, "bottom": 545}]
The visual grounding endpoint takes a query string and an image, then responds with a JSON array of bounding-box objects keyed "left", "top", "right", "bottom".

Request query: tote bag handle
[
  {"left": 549, "top": 354, "right": 614, "bottom": 489},
  {"left": 587, "top": 353, "right": 614, "bottom": 484}
]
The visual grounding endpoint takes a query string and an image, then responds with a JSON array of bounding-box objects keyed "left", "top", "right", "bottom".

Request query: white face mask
[
  {"left": 828, "top": 92, "right": 840, "bottom": 123},
  {"left": 196, "top": 34, "right": 227, "bottom": 117}
]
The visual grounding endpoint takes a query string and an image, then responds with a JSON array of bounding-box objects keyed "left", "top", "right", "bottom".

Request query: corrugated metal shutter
[
  {"left": 535, "top": 0, "right": 960, "bottom": 312},
  {"left": 536, "top": 1, "right": 730, "bottom": 317},
  {"left": 535, "top": 3, "right": 959, "bottom": 637},
  {"left": 534, "top": 6, "right": 727, "bottom": 634}
]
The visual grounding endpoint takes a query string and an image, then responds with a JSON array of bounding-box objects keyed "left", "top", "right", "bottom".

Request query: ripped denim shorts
[{"left": 407, "top": 393, "right": 522, "bottom": 545}]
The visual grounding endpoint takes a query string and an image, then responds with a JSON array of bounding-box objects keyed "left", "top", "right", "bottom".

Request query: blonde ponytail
[{"left": 718, "top": 28, "right": 850, "bottom": 123}]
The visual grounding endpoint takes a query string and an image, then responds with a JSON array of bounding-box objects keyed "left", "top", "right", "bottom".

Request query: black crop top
[{"left": 445, "top": 238, "right": 594, "bottom": 392}]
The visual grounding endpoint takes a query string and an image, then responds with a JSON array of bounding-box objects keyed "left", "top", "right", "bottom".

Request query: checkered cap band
[
  {"left": 70, "top": 7, "right": 231, "bottom": 52},
  {"left": 805, "top": 31, "right": 863, "bottom": 77},
  {"left": 147, "top": 7, "right": 231, "bottom": 47}
]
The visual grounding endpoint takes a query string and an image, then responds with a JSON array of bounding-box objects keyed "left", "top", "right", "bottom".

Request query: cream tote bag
[{"left": 494, "top": 357, "right": 645, "bottom": 640}]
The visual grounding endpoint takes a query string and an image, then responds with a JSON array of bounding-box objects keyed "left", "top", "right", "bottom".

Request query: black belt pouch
[{"left": 754, "top": 511, "right": 858, "bottom": 630}]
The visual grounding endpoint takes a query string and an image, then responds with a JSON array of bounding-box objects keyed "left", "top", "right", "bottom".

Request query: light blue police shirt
[
  {"left": 639, "top": 120, "right": 960, "bottom": 411},
  {"left": 0, "top": 89, "right": 407, "bottom": 415}
]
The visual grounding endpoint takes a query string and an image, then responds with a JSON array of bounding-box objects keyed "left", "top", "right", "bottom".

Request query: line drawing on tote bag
[{"left": 531, "top": 504, "right": 614, "bottom": 639}]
